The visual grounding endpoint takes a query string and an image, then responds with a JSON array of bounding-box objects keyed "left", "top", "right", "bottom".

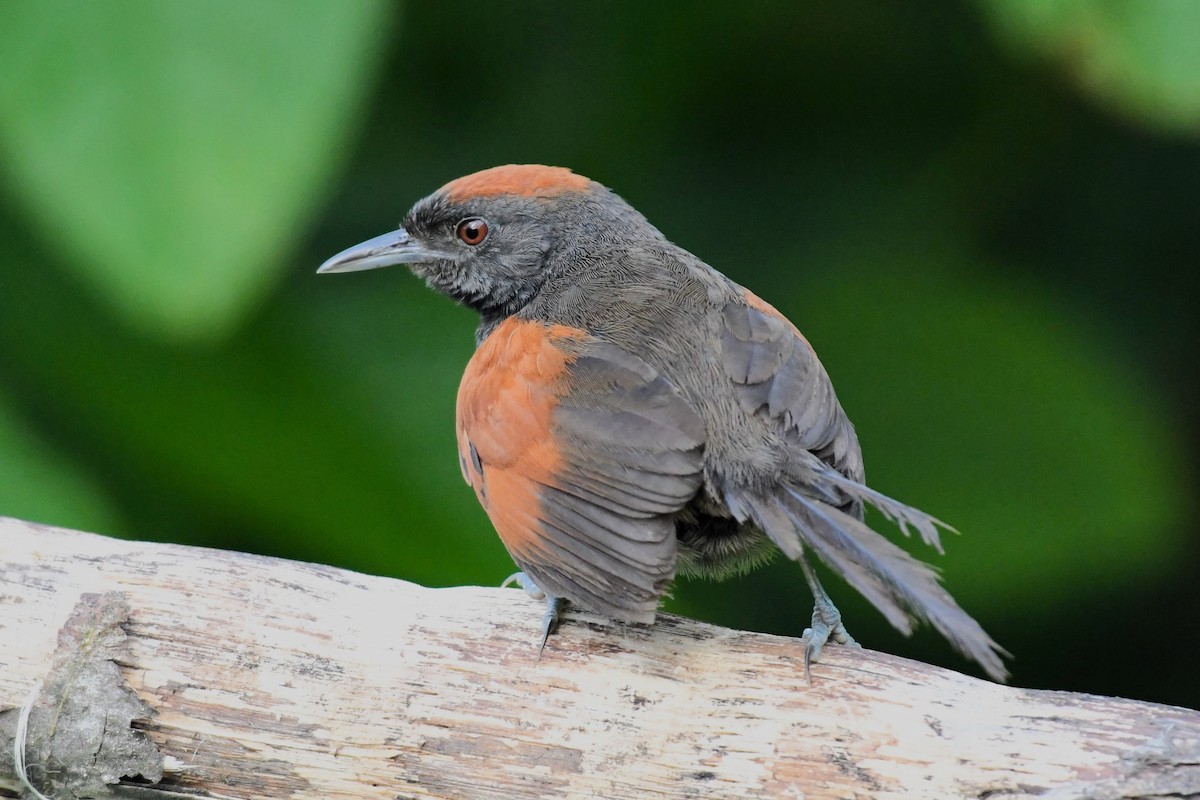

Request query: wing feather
[
  {"left": 457, "top": 317, "right": 705, "bottom": 623},
  {"left": 723, "top": 289, "right": 864, "bottom": 484}
]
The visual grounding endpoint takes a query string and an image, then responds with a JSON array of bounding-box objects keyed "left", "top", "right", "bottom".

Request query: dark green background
[{"left": 2, "top": 2, "right": 1197, "bottom": 708}]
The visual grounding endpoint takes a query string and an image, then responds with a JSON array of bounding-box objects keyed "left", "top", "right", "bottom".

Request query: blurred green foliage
[
  {"left": 1, "top": 2, "right": 1197, "bottom": 708},
  {"left": 985, "top": 0, "right": 1200, "bottom": 134},
  {"left": 0, "top": 0, "right": 392, "bottom": 337}
]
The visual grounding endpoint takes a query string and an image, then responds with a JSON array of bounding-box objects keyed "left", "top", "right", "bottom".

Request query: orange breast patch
[{"left": 455, "top": 318, "right": 585, "bottom": 557}]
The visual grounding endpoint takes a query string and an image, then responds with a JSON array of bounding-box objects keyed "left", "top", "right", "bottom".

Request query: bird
[{"left": 318, "top": 164, "right": 1008, "bottom": 681}]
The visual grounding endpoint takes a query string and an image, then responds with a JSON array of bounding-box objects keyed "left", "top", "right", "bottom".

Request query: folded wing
[{"left": 457, "top": 317, "right": 706, "bottom": 622}]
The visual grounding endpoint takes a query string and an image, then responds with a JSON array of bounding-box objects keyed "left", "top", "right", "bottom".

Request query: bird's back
[{"left": 521, "top": 239, "right": 864, "bottom": 492}]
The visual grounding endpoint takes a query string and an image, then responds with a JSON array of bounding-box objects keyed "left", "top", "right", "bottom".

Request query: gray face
[
  {"left": 317, "top": 190, "right": 563, "bottom": 318},
  {"left": 316, "top": 174, "right": 670, "bottom": 328},
  {"left": 401, "top": 192, "right": 561, "bottom": 315}
]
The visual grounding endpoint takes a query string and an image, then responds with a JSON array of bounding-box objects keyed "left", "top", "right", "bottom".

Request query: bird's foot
[
  {"left": 502, "top": 571, "right": 544, "bottom": 598},
  {"left": 503, "top": 572, "right": 565, "bottom": 654},
  {"left": 796, "top": 554, "right": 861, "bottom": 680},
  {"left": 802, "top": 597, "right": 861, "bottom": 681}
]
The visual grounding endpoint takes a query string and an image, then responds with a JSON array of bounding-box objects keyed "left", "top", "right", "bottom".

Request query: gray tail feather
[
  {"left": 821, "top": 470, "right": 955, "bottom": 552},
  {"left": 726, "top": 485, "right": 1010, "bottom": 682}
]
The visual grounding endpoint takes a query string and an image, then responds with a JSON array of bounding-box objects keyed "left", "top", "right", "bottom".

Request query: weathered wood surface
[{"left": 0, "top": 516, "right": 1198, "bottom": 800}]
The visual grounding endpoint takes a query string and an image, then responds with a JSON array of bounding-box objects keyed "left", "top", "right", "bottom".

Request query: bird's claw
[
  {"left": 502, "top": 571, "right": 545, "bottom": 600},
  {"left": 503, "top": 572, "right": 563, "bottom": 655},
  {"left": 538, "top": 596, "right": 565, "bottom": 655},
  {"left": 802, "top": 600, "right": 860, "bottom": 681}
]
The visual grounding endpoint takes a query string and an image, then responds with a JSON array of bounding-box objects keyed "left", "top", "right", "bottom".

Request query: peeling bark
[
  {"left": 1, "top": 516, "right": 1198, "bottom": 800},
  {"left": 0, "top": 590, "right": 162, "bottom": 799}
]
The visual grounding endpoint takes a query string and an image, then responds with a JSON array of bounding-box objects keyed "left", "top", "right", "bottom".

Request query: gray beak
[{"left": 316, "top": 228, "right": 444, "bottom": 274}]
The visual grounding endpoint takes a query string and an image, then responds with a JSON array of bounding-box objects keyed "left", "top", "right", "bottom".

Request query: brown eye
[{"left": 456, "top": 217, "right": 489, "bottom": 246}]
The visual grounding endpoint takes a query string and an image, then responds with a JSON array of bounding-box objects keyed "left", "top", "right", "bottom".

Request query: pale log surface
[{"left": 1, "top": 516, "right": 1198, "bottom": 800}]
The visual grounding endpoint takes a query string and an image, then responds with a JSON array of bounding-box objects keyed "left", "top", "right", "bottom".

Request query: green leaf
[
  {"left": 0, "top": 393, "right": 118, "bottom": 534},
  {"left": 0, "top": 0, "right": 394, "bottom": 340},
  {"left": 982, "top": 0, "right": 1200, "bottom": 135}
]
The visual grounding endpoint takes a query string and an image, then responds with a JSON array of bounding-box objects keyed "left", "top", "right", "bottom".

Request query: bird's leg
[
  {"left": 502, "top": 572, "right": 565, "bottom": 653},
  {"left": 798, "top": 555, "right": 860, "bottom": 679}
]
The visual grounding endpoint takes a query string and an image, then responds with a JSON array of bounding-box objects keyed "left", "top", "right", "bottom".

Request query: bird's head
[{"left": 318, "top": 164, "right": 657, "bottom": 318}]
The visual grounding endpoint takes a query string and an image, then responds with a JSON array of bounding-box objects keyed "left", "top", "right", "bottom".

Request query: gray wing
[
  {"left": 458, "top": 322, "right": 705, "bottom": 624},
  {"left": 721, "top": 289, "right": 864, "bottom": 486}
]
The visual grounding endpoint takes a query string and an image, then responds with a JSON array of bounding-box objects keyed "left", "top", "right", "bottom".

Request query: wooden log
[{"left": 0, "top": 516, "right": 1197, "bottom": 799}]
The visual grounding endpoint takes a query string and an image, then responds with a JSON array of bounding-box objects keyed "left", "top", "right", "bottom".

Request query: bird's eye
[{"left": 456, "top": 218, "right": 489, "bottom": 246}]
